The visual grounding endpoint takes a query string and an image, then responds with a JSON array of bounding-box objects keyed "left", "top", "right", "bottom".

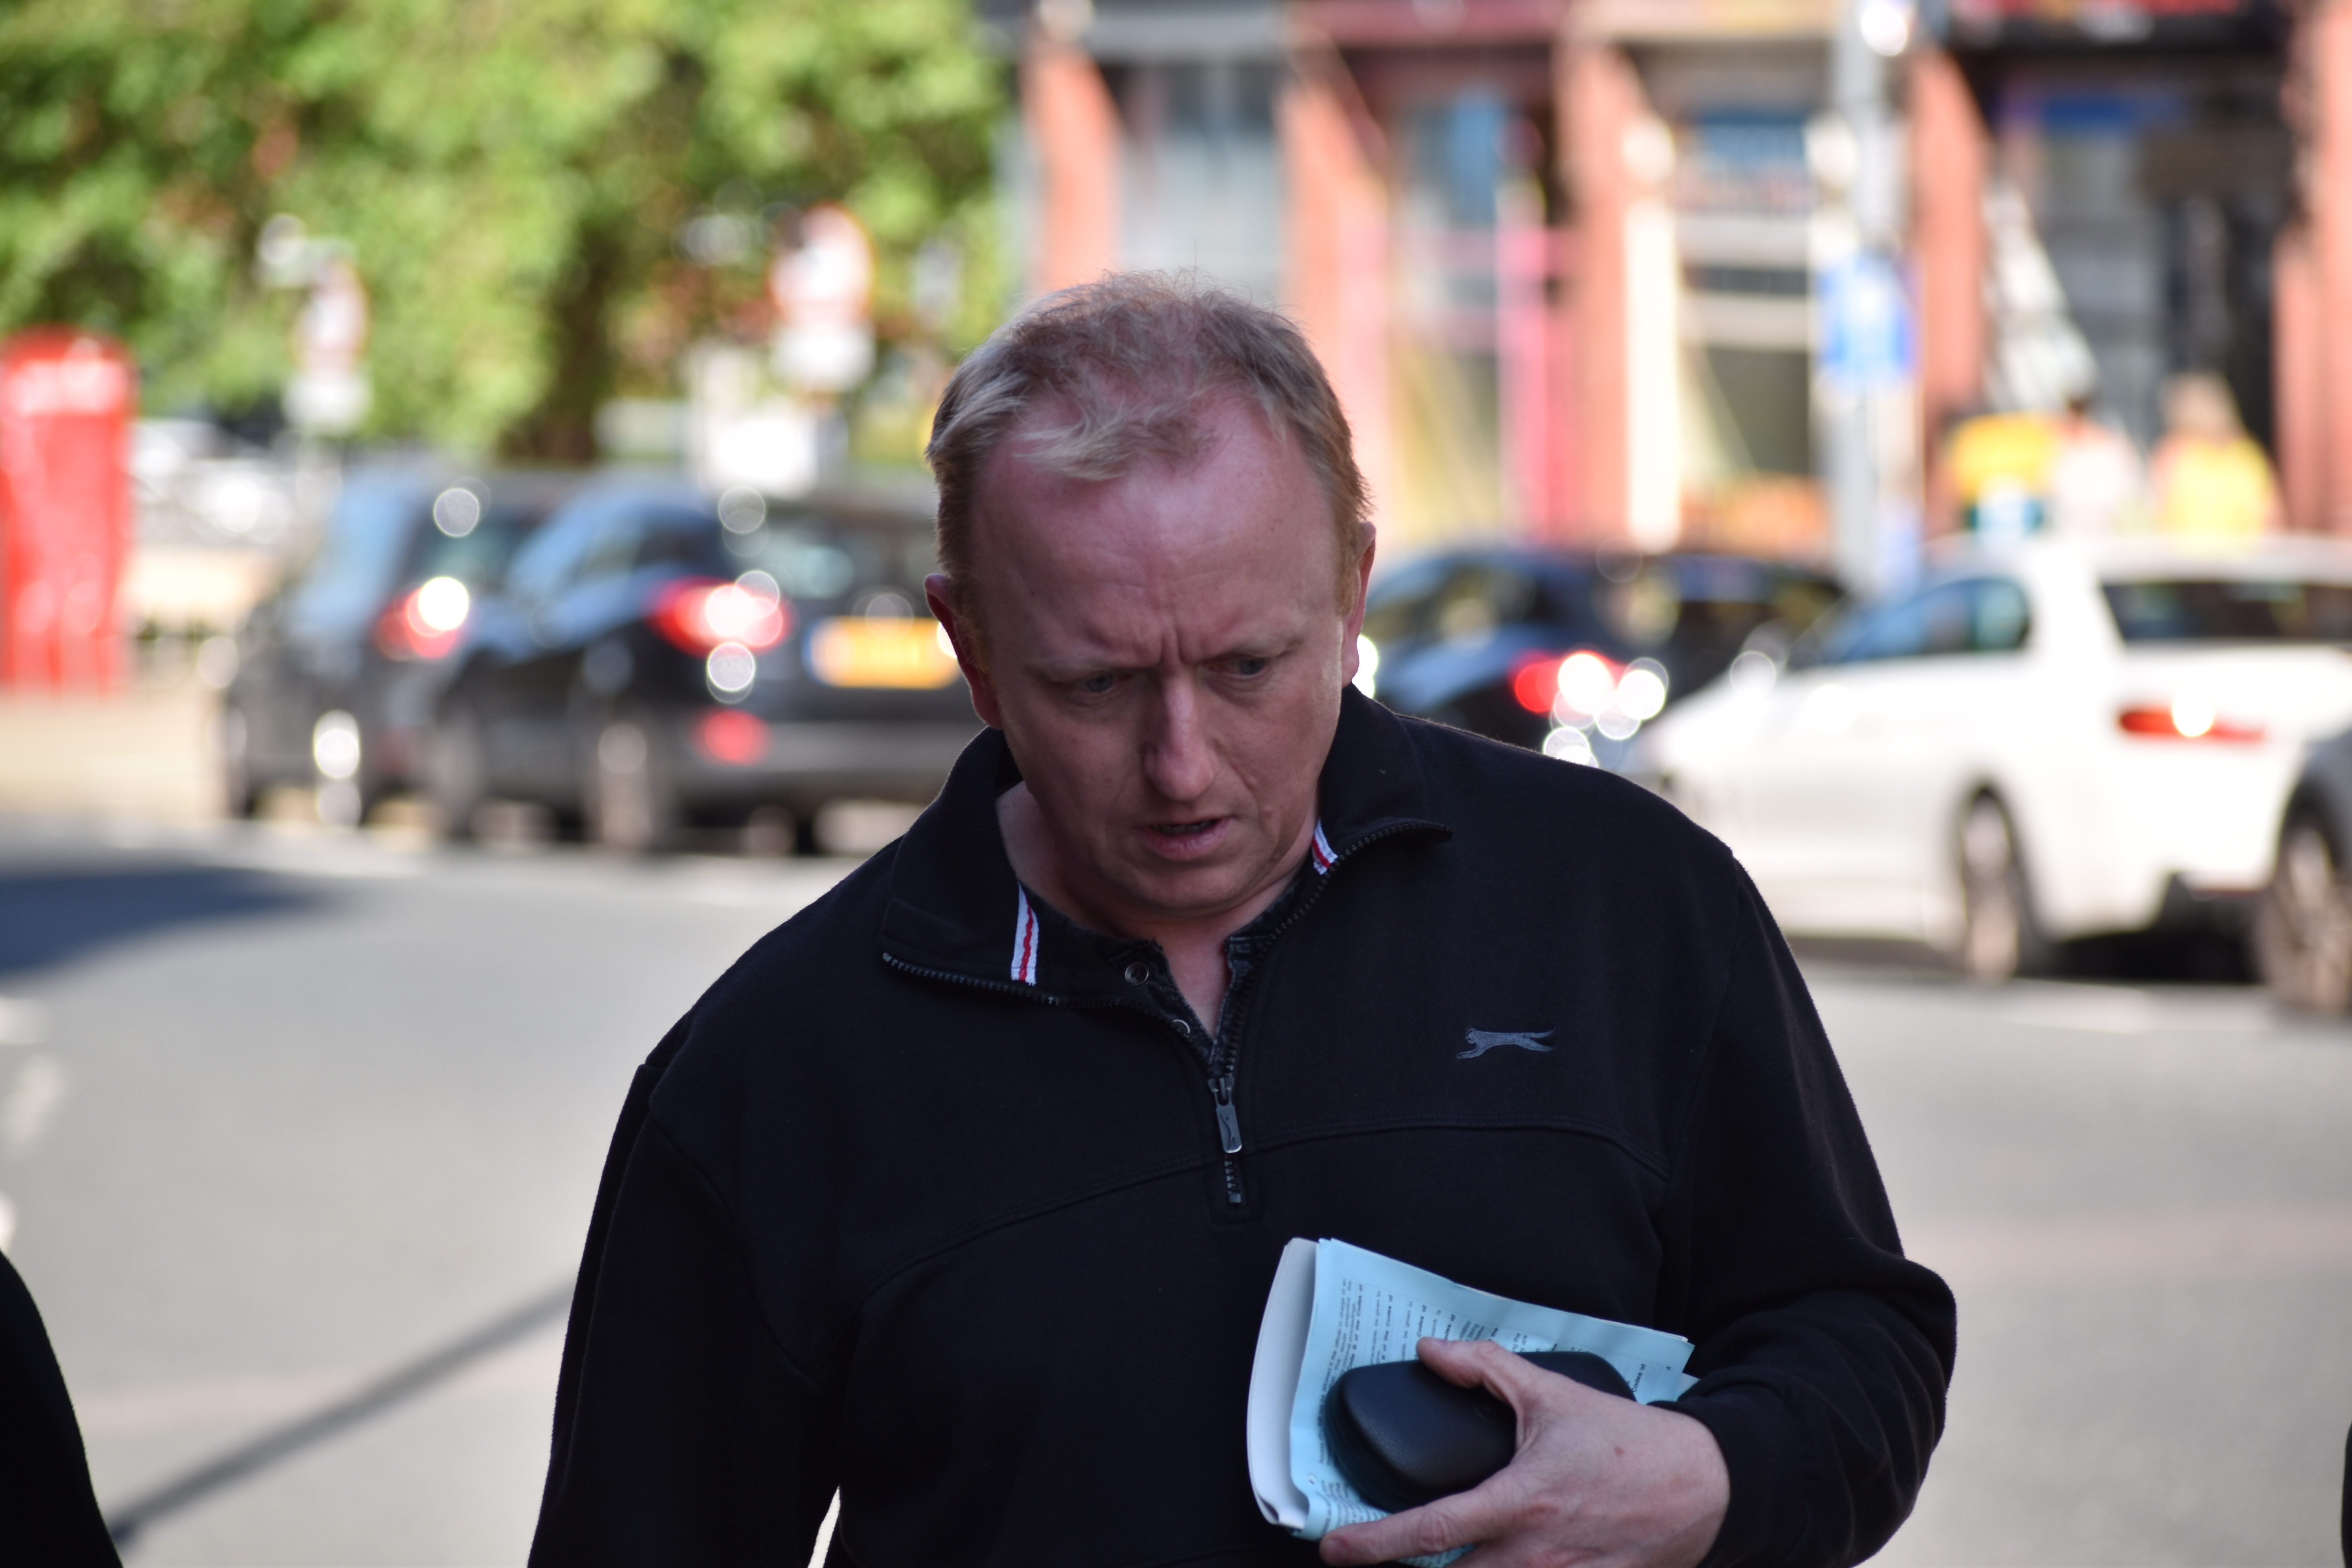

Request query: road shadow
[
  {"left": 1789, "top": 931, "right": 2257, "bottom": 986},
  {"left": 0, "top": 863, "right": 327, "bottom": 979}
]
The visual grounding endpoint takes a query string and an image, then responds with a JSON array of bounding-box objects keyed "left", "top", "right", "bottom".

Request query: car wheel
[
  {"left": 426, "top": 706, "right": 488, "bottom": 840},
  {"left": 2253, "top": 814, "right": 2352, "bottom": 1013},
  {"left": 219, "top": 705, "right": 260, "bottom": 819},
  {"left": 585, "top": 715, "right": 680, "bottom": 854},
  {"left": 1956, "top": 795, "right": 2045, "bottom": 982}
]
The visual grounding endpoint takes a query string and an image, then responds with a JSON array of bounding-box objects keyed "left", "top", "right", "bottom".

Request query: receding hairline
[{"left": 945, "top": 393, "right": 1367, "bottom": 641}]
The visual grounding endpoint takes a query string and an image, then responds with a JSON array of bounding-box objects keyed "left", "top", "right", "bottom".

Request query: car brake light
[
  {"left": 652, "top": 579, "right": 788, "bottom": 655},
  {"left": 1512, "top": 648, "right": 1631, "bottom": 718},
  {"left": 695, "top": 708, "right": 769, "bottom": 765},
  {"left": 1510, "top": 653, "right": 1563, "bottom": 714},
  {"left": 374, "top": 576, "right": 470, "bottom": 660},
  {"left": 2116, "top": 702, "right": 2263, "bottom": 744}
]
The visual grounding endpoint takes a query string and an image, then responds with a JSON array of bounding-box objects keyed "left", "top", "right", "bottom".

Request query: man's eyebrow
[{"left": 1027, "top": 632, "right": 1303, "bottom": 680}]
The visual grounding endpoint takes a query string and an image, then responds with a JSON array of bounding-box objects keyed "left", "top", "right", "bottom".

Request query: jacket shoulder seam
[
  {"left": 815, "top": 1155, "right": 1207, "bottom": 1365},
  {"left": 1253, "top": 1116, "right": 1672, "bottom": 1182},
  {"left": 1663, "top": 876, "right": 1760, "bottom": 1193}
]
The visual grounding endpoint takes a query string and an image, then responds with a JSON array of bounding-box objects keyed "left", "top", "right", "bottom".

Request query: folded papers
[{"left": 1246, "top": 1238, "right": 1699, "bottom": 1566}]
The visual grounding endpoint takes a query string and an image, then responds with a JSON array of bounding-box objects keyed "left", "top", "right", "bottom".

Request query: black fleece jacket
[{"left": 530, "top": 689, "right": 1955, "bottom": 1568}]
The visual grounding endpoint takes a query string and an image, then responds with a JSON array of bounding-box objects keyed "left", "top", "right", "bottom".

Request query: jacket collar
[{"left": 878, "top": 687, "right": 1450, "bottom": 1001}]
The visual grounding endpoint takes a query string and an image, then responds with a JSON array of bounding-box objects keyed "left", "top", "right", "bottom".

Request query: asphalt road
[{"left": 1, "top": 814, "right": 2346, "bottom": 1566}]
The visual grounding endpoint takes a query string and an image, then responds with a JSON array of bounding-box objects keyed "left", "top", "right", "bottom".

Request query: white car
[{"left": 1632, "top": 536, "right": 2352, "bottom": 978}]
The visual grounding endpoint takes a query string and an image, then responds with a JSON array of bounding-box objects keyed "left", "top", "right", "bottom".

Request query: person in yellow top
[
  {"left": 1946, "top": 408, "right": 2057, "bottom": 543},
  {"left": 2151, "top": 372, "right": 2281, "bottom": 540}
]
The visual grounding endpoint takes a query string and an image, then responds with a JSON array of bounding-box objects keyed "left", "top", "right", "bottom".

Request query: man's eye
[
  {"left": 1076, "top": 673, "right": 1118, "bottom": 695},
  {"left": 1229, "top": 657, "right": 1270, "bottom": 677}
]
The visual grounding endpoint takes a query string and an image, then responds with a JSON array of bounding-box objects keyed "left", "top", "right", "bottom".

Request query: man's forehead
[{"left": 973, "top": 400, "right": 1308, "bottom": 540}]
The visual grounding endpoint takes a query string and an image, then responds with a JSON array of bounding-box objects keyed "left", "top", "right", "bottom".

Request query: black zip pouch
[{"left": 1322, "top": 1349, "right": 1636, "bottom": 1514}]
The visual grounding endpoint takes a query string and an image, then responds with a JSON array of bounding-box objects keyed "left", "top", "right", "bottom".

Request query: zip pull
[{"left": 1210, "top": 1073, "right": 1243, "bottom": 1154}]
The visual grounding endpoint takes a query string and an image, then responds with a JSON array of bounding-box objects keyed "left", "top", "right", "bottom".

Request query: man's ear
[
  {"left": 927, "top": 573, "right": 1005, "bottom": 730},
  {"left": 1348, "top": 528, "right": 1377, "bottom": 630},
  {"left": 1340, "top": 528, "right": 1377, "bottom": 679}
]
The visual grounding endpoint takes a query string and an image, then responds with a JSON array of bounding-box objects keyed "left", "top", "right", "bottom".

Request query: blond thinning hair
[{"left": 925, "top": 272, "right": 1369, "bottom": 633}]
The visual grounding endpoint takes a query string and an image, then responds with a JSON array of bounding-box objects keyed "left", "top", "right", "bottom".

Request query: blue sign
[{"left": 1818, "top": 253, "right": 1915, "bottom": 392}]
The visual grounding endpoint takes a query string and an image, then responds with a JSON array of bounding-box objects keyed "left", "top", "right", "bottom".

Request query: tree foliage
[{"left": 0, "top": 0, "right": 1004, "bottom": 457}]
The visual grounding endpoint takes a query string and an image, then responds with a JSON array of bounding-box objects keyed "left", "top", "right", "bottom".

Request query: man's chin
[{"left": 1105, "top": 855, "right": 1267, "bottom": 926}]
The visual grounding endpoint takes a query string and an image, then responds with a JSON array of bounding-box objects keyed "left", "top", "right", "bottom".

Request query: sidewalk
[{"left": 0, "top": 684, "right": 221, "bottom": 824}]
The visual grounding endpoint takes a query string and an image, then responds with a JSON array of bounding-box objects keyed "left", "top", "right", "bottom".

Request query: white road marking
[
  {"left": 0, "top": 994, "right": 43, "bottom": 1045},
  {"left": 3, "top": 1054, "right": 67, "bottom": 1155}
]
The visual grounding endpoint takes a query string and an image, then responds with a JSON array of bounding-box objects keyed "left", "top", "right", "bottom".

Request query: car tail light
[
  {"left": 652, "top": 579, "right": 788, "bottom": 655},
  {"left": 1512, "top": 648, "right": 1639, "bottom": 717},
  {"left": 1510, "top": 653, "right": 1564, "bottom": 714},
  {"left": 2117, "top": 701, "right": 2264, "bottom": 744},
  {"left": 695, "top": 708, "right": 769, "bottom": 765},
  {"left": 374, "top": 576, "right": 471, "bottom": 661}
]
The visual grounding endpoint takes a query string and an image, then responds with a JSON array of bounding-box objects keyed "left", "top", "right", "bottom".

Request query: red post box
[{"left": 0, "top": 330, "right": 136, "bottom": 691}]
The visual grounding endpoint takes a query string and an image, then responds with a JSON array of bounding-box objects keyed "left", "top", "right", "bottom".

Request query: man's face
[{"left": 935, "top": 398, "right": 1371, "bottom": 933}]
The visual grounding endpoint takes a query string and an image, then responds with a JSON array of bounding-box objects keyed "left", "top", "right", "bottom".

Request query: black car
[
  {"left": 2255, "top": 724, "right": 2352, "bottom": 1011},
  {"left": 426, "top": 476, "right": 978, "bottom": 851},
  {"left": 1360, "top": 546, "right": 1840, "bottom": 762},
  {"left": 221, "top": 468, "right": 577, "bottom": 822}
]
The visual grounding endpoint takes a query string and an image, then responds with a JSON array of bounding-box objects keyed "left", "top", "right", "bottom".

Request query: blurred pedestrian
[
  {"left": 1947, "top": 407, "right": 2056, "bottom": 544},
  {"left": 2150, "top": 372, "right": 2280, "bottom": 540},
  {"left": 529, "top": 273, "right": 1953, "bottom": 1568},
  {"left": 2047, "top": 390, "right": 2144, "bottom": 537},
  {"left": 0, "top": 1249, "right": 119, "bottom": 1565}
]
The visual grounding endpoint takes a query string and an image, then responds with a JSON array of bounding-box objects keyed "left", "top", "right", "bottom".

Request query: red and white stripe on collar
[
  {"left": 1010, "top": 884, "right": 1041, "bottom": 986},
  {"left": 1310, "top": 819, "right": 1336, "bottom": 875}
]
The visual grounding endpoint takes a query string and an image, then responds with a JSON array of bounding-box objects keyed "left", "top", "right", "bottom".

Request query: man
[{"left": 530, "top": 275, "right": 1953, "bottom": 1567}]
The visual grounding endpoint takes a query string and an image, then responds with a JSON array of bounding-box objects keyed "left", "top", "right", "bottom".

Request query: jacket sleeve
[
  {"left": 530, "top": 1016, "right": 838, "bottom": 1566},
  {"left": 1658, "top": 877, "right": 1958, "bottom": 1568}
]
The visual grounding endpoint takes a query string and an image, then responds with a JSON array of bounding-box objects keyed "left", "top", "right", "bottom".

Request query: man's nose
[{"left": 1142, "top": 673, "right": 1218, "bottom": 803}]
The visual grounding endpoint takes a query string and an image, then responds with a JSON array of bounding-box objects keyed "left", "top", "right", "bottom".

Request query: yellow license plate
[{"left": 807, "top": 616, "right": 962, "bottom": 690}]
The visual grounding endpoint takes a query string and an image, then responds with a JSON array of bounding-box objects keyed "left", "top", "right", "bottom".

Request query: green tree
[{"left": 0, "top": 0, "right": 1003, "bottom": 457}]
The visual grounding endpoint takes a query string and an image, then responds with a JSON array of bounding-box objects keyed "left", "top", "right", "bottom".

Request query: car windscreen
[
  {"left": 286, "top": 483, "right": 421, "bottom": 642},
  {"left": 1363, "top": 558, "right": 1594, "bottom": 646},
  {"left": 1655, "top": 566, "right": 1841, "bottom": 686},
  {"left": 717, "top": 513, "right": 938, "bottom": 610},
  {"left": 2102, "top": 577, "right": 2352, "bottom": 643},
  {"left": 410, "top": 503, "right": 550, "bottom": 589}
]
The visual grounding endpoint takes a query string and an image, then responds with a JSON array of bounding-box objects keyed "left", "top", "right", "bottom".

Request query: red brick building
[{"left": 993, "top": 0, "right": 2339, "bottom": 558}]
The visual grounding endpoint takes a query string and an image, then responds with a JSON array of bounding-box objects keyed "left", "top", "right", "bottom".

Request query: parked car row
[
  {"left": 222, "top": 477, "right": 2352, "bottom": 1014},
  {"left": 223, "top": 469, "right": 976, "bottom": 851}
]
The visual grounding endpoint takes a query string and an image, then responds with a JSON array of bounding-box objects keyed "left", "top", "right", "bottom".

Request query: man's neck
[{"left": 995, "top": 783, "right": 1309, "bottom": 1029}]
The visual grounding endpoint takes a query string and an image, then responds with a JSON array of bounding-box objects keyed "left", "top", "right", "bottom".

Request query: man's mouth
[{"left": 1146, "top": 818, "right": 1222, "bottom": 840}]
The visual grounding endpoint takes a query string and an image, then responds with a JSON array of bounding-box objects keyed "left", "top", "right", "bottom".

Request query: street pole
[{"left": 1820, "top": 0, "right": 1918, "bottom": 596}]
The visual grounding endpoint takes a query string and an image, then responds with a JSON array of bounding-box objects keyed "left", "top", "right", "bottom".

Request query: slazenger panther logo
[{"left": 1458, "top": 1028, "right": 1555, "bottom": 1060}]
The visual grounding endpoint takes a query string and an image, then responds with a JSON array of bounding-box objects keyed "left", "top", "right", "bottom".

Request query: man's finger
[
  {"left": 1417, "top": 1336, "right": 1590, "bottom": 1418},
  {"left": 1319, "top": 1482, "right": 1509, "bottom": 1567},
  {"left": 1417, "top": 1335, "right": 1532, "bottom": 1381}
]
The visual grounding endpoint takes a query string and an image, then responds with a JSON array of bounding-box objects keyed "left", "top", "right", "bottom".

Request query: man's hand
[{"left": 1318, "top": 1338, "right": 1728, "bottom": 1568}]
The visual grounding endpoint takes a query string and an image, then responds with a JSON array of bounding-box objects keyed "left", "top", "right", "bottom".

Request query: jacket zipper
[
  {"left": 1210, "top": 1073, "right": 1241, "bottom": 1152},
  {"left": 1196, "top": 819, "right": 1428, "bottom": 1207},
  {"left": 878, "top": 953, "right": 1081, "bottom": 1005}
]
